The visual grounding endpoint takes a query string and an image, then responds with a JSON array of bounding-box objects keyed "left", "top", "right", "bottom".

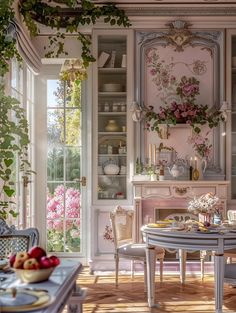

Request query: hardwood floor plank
[{"left": 72, "top": 268, "right": 236, "bottom": 313}]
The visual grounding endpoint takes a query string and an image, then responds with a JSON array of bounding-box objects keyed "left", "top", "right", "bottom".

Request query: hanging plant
[
  {"left": 0, "top": 86, "right": 32, "bottom": 220},
  {"left": 19, "top": 0, "right": 131, "bottom": 68}
]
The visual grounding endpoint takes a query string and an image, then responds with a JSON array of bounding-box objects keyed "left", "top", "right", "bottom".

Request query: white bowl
[
  {"left": 103, "top": 164, "right": 120, "bottom": 175},
  {"left": 101, "top": 84, "right": 122, "bottom": 92}
]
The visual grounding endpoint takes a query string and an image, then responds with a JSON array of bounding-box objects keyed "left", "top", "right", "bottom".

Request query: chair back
[
  {"left": 110, "top": 206, "right": 134, "bottom": 249},
  {"left": 165, "top": 212, "right": 198, "bottom": 222},
  {"left": 0, "top": 218, "right": 39, "bottom": 257},
  {"left": 227, "top": 210, "right": 236, "bottom": 224}
]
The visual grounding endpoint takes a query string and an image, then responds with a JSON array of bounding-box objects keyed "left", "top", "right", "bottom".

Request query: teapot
[{"left": 167, "top": 164, "right": 184, "bottom": 178}]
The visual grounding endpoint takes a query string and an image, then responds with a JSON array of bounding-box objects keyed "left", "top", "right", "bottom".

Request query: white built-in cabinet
[
  {"left": 92, "top": 29, "right": 134, "bottom": 205},
  {"left": 90, "top": 29, "right": 134, "bottom": 270}
]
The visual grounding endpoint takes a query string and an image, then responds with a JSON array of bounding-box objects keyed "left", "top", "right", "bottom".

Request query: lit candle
[
  {"left": 194, "top": 156, "right": 197, "bottom": 169},
  {"left": 153, "top": 144, "right": 156, "bottom": 165},
  {"left": 190, "top": 157, "right": 193, "bottom": 167},
  {"left": 149, "top": 144, "right": 152, "bottom": 166}
]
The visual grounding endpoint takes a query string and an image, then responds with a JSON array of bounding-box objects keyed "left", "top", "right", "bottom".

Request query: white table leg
[
  {"left": 146, "top": 245, "right": 157, "bottom": 307},
  {"left": 179, "top": 249, "right": 186, "bottom": 284},
  {"left": 214, "top": 253, "right": 224, "bottom": 313}
]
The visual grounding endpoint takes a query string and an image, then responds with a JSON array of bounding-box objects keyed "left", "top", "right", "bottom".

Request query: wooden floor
[{"left": 75, "top": 268, "right": 236, "bottom": 313}]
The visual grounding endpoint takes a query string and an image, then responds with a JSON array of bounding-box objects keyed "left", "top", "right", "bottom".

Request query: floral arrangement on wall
[
  {"left": 145, "top": 76, "right": 224, "bottom": 136},
  {"left": 47, "top": 185, "right": 80, "bottom": 252}
]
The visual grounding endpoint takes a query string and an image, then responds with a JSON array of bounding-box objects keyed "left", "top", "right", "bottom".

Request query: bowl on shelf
[
  {"left": 103, "top": 163, "right": 120, "bottom": 175},
  {"left": 13, "top": 267, "right": 55, "bottom": 283},
  {"left": 101, "top": 84, "right": 123, "bottom": 92}
]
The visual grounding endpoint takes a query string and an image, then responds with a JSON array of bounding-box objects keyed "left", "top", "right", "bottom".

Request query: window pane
[
  {"left": 66, "top": 219, "right": 80, "bottom": 252},
  {"left": 47, "top": 80, "right": 64, "bottom": 107},
  {"left": 47, "top": 146, "right": 64, "bottom": 181},
  {"left": 65, "top": 147, "right": 81, "bottom": 181},
  {"left": 47, "top": 109, "right": 64, "bottom": 144},
  {"left": 65, "top": 109, "right": 81, "bottom": 145}
]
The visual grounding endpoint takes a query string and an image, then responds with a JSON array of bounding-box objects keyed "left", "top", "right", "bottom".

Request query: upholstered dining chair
[
  {"left": 0, "top": 218, "right": 39, "bottom": 257},
  {"left": 110, "top": 205, "right": 165, "bottom": 288},
  {"left": 223, "top": 210, "right": 236, "bottom": 264}
]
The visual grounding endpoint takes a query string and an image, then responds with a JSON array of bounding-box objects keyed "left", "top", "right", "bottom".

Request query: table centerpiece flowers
[{"left": 188, "top": 193, "right": 222, "bottom": 224}]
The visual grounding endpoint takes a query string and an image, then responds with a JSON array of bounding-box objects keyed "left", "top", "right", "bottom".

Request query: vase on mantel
[
  {"left": 198, "top": 157, "right": 207, "bottom": 180},
  {"left": 198, "top": 212, "right": 212, "bottom": 224}
]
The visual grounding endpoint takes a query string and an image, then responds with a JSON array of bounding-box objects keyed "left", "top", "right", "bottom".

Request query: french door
[{"left": 46, "top": 79, "right": 86, "bottom": 255}]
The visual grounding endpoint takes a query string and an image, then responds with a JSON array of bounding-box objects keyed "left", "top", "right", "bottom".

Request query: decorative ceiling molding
[{"left": 122, "top": 6, "right": 236, "bottom": 16}]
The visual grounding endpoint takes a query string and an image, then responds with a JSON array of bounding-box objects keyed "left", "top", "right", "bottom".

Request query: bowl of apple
[{"left": 10, "top": 246, "right": 60, "bottom": 283}]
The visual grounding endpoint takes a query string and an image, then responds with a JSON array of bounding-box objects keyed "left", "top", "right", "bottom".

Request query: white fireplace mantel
[{"left": 132, "top": 180, "right": 229, "bottom": 241}]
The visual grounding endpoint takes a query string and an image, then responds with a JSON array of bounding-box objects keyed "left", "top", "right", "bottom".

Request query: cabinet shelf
[
  {"left": 98, "top": 112, "right": 126, "bottom": 116},
  {"left": 98, "top": 68, "right": 126, "bottom": 74},
  {"left": 98, "top": 154, "right": 126, "bottom": 157},
  {"left": 98, "top": 174, "right": 126, "bottom": 177},
  {"left": 98, "top": 132, "right": 126, "bottom": 135},
  {"left": 98, "top": 92, "right": 127, "bottom": 97}
]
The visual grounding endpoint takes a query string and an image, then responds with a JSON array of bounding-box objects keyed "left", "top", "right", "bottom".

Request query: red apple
[
  {"left": 39, "top": 256, "right": 53, "bottom": 269},
  {"left": 23, "top": 258, "right": 40, "bottom": 270},
  {"left": 49, "top": 255, "right": 60, "bottom": 267},
  {"left": 28, "top": 246, "right": 46, "bottom": 260},
  {"left": 9, "top": 254, "right": 16, "bottom": 267}
]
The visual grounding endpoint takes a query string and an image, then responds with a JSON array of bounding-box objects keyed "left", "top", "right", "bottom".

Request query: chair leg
[
  {"left": 227, "top": 257, "right": 232, "bottom": 264},
  {"left": 200, "top": 254, "right": 205, "bottom": 281},
  {"left": 144, "top": 260, "right": 147, "bottom": 292},
  {"left": 159, "top": 257, "right": 164, "bottom": 282},
  {"left": 131, "top": 259, "right": 134, "bottom": 279},
  {"left": 115, "top": 254, "right": 119, "bottom": 287}
]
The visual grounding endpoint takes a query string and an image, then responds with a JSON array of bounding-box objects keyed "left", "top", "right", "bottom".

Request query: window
[
  {"left": 46, "top": 79, "right": 82, "bottom": 253},
  {"left": 9, "top": 59, "right": 36, "bottom": 229}
]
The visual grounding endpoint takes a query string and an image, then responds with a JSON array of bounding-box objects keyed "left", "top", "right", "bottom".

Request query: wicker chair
[
  {"left": 110, "top": 206, "right": 165, "bottom": 289},
  {"left": 0, "top": 218, "right": 39, "bottom": 257}
]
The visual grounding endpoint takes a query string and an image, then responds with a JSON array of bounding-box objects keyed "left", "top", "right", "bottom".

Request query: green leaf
[
  {"left": 4, "top": 158, "right": 13, "bottom": 167},
  {"left": 3, "top": 186, "right": 15, "bottom": 197}
]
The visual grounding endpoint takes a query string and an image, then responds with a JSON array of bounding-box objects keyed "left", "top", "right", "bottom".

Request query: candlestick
[
  {"left": 153, "top": 144, "right": 156, "bottom": 165},
  {"left": 149, "top": 144, "right": 152, "bottom": 166}
]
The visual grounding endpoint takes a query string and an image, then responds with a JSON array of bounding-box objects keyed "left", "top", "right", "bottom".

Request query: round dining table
[{"left": 141, "top": 225, "right": 236, "bottom": 313}]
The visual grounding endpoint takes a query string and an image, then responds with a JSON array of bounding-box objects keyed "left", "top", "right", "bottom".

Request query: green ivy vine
[{"left": 19, "top": 0, "right": 131, "bottom": 67}]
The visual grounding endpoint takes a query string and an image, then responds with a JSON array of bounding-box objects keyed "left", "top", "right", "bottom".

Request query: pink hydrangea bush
[{"left": 47, "top": 185, "right": 80, "bottom": 252}]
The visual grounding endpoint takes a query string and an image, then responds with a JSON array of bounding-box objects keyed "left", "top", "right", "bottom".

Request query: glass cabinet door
[{"left": 93, "top": 30, "right": 132, "bottom": 202}]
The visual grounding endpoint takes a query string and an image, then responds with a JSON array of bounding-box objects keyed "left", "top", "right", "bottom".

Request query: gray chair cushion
[{"left": 118, "top": 243, "right": 165, "bottom": 258}]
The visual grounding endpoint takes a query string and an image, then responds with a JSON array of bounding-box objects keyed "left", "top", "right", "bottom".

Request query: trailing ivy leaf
[
  {"left": 3, "top": 186, "right": 15, "bottom": 197},
  {"left": 4, "top": 158, "right": 13, "bottom": 167}
]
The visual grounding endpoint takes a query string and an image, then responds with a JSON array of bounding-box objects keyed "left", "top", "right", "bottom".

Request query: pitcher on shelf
[
  {"left": 199, "top": 157, "right": 207, "bottom": 180},
  {"left": 167, "top": 164, "right": 184, "bottom": 179}
]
